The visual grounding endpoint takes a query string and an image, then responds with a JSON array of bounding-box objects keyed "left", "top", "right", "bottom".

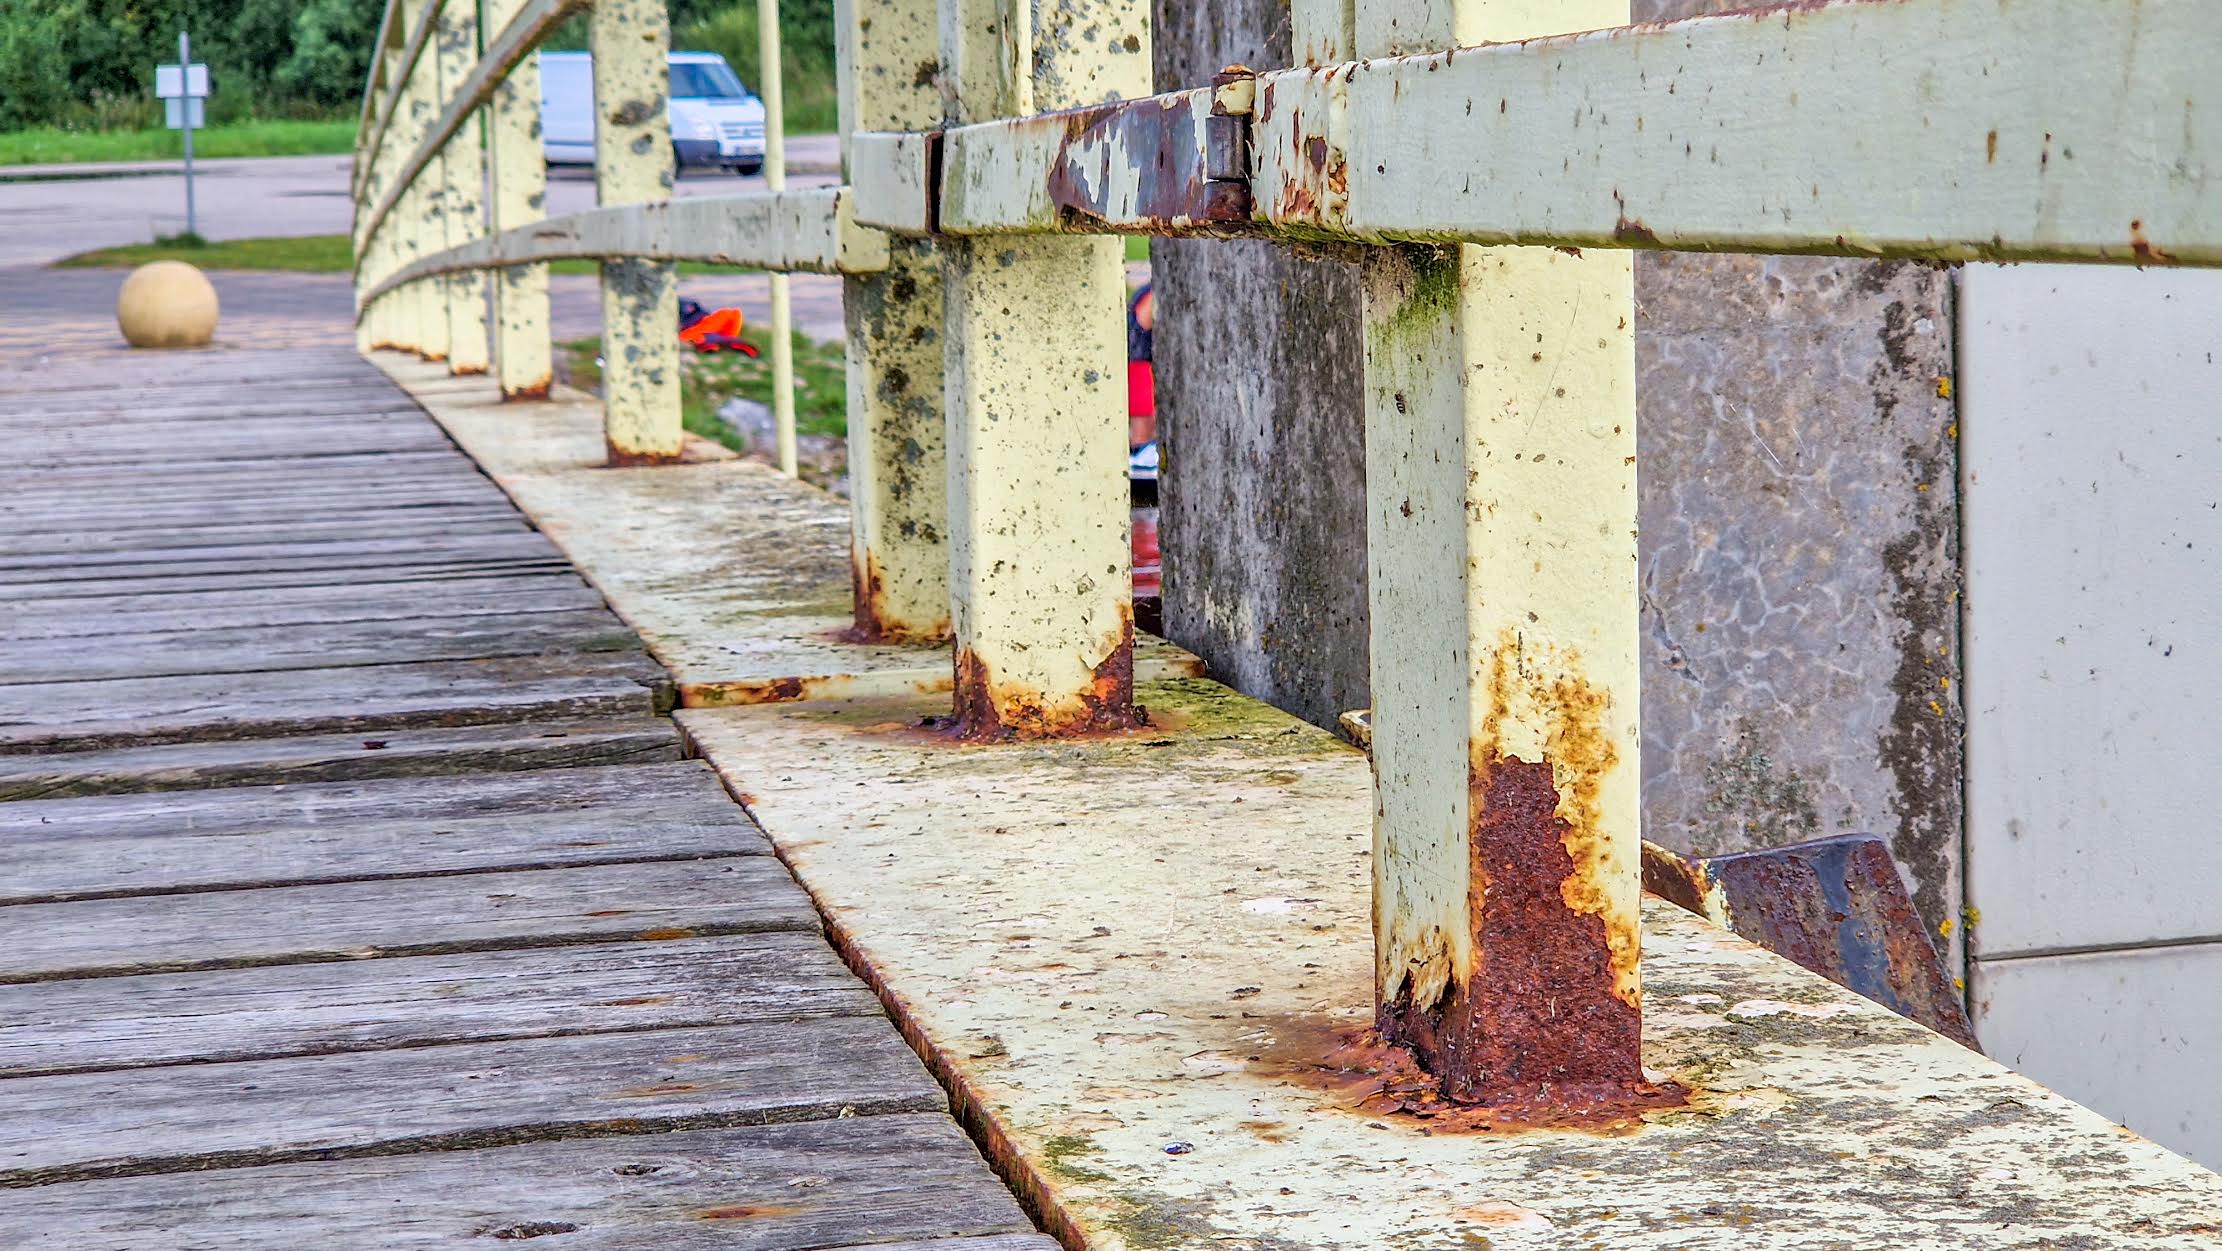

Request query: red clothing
[{"left": 1127, "top": 359, "right": 1155, "bottom": 417}]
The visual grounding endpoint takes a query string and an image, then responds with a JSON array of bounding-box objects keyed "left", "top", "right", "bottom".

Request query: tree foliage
[
  {"left": 0, "top": 0, "right": 385, "bottom": 130},
  {"left": 0, "top": 0, "right": 836, "bottom": 133}
]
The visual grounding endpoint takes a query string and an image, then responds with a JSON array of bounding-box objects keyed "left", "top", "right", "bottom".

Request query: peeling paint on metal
[
  {"left": 939, "top": 0, "right": 1148, "bottom": 738},
  {"left": 433, "top": 0, "right": 491, "bottom": 374},
  {"left": 939, "top": 85, "right": 1252, "bottom": 235},
  {"left": 1327, "top": 0, "right": 2222, "bottom": 265},
  {"left": 1359, "top": 0, "right": 1645, "bottom": 1111},
  {"left": 485, "top": 0, "right": 552, "bottom": 400},
  {"left": 592, "top": 0, "right": 682, "bottom": 465},
  {"left": 842, "top": 0, "right": 951, "bottom": 645}
]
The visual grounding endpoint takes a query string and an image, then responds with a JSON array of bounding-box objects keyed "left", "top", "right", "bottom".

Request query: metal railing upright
[{"left": 353, "top": 0, "right": 2222, "bottom": 1112}]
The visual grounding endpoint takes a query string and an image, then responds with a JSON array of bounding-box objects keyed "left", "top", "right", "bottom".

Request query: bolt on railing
[{"left": 356, "top": 0, "right": 2222, "bottom": 1114}]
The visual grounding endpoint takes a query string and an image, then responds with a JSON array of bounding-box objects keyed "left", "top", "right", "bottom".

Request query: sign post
[{"left": 156, "top": 34, "right": 209, "bottom": 237}]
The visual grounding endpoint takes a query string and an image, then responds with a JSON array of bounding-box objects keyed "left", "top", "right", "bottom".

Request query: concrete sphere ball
[{"left": 116, "top": 261, "right": 220, "bottom": 348}]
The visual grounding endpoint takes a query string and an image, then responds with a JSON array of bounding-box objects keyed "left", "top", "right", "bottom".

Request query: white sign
[
  {"left": 156, "top": 63, "right": 209, "bottom": 99},
  {"left": 163, "top": 97, "right": 206, "bottom": 129}
]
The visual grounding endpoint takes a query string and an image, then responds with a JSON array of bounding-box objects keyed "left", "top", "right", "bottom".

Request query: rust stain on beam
[{"left": 1041, "top": 90, "right": 1253, "bottom": 232}]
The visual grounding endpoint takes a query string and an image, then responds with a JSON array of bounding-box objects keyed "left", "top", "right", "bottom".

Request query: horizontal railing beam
[
  {"left": 357, "top": 0, "right": 589, "bottom": 262},
  {"left": 352, "top": 0, "right": 449, "bottom": 203},
  {"left": 853, "top": 0, "right": 2222, "bottom": 267},
  {"left": 1298, "top": 0, "right": 2220, "bottom": 265},
  {"left": 357, "top": 188, "right": 889, "bottom": 313},
  {"left": 351, "top": 0, "right": 407, "bottom": 165}
]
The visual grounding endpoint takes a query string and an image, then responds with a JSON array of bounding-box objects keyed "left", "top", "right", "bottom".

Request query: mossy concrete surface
[{"left": 679, "top": 680, "right": 2222, "bottom": 1250}]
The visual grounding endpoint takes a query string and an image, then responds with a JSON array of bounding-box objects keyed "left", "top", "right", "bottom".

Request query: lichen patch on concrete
[{"left": 680, "top": 680, "right": 2222, "bottom": 1250}]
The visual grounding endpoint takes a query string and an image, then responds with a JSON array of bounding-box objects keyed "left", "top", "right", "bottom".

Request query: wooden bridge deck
[{"left": 0, "top": 342, "right": 1051, "bottom": 1250}]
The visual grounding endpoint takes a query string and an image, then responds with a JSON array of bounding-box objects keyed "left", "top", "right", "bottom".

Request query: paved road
[
  {"left": 0, "top": 138, "right": 850, "bottom": 353},
  {"left": 0, "top": 136, "right": 843, "bottom": 268}
]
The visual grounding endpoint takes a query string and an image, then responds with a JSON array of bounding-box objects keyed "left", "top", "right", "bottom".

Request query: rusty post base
[
  {"left": 604, "top": 440, "right": 685, "bottom": 468},
  {"left": 1375, "top": 757, "right": 1682, "bottom": 1122},
  {"left": 940, "top": 631, "right": 1145, "bottom": 743}
]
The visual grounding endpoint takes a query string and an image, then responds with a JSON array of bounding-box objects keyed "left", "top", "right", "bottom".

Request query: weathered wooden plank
[
  {"left": 11, "top": 428, "right": 457, "bottom": 470},
  {"left": 0, "top": 509, "right": 520, "bottom": 550},
  {"left": 0, "top": 372, "right": 396, "bottom": 403},
  {"left": 0, "top": 558, "right": 576, "bottom": 604},
  {"left": 0, "top": 485, "right": 498, "bottom": 523},
  {"left": 0, "top": 652, "right": 669, "bottom": 753},
  {"left": 0, "top": 716, "right": 677, "bottom": 805},
  {"left": 0, "top": 1019, "right": 946, "bottom": 1186},
  {"left": 4, "top": 456, "right": 487, "bottom": 490},
  {"left": 0, "top": 487, "right": 509, "bottom": 524},
  {"left": 0, "top": 397, "right": 423, "bottom": 422},
  {"left": 0, "top": 858, "right": 815, "bottom": 983},
  {"left": 0, "top": 934, "right": 876, "bottom": 1075},
  {"left": 0, "top": 608, "right": 638, "bottom": 684},
  {"left": 0, "top": 454, "right": 493, "bottom": 498},
  {"left": 14, "top": 414, "right": 450, "bottom": 446},
  {"left": 0, "top": 510, "right": 527, "bottom": 557},
  {"left": 0, "top": 531, "right": 562, "bottom": 580},
  {"left": 0, "top": 575, "right": 606, "bottom": 642},
  {"left": 0, "top": 754, "right": 707, "bottom": 837},
  {"left": 0, "top": 760, "right": 755, "bottom": 902},
  {"left": 0, "top": 1117, "right": 1043, "bottom": 1250}
]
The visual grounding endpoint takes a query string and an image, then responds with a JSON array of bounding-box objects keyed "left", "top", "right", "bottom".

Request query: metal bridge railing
[{"left": 351, "top": 0, "right": 2222, "bottom": 1115}]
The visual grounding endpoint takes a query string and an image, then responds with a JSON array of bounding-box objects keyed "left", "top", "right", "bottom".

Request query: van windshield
[{"left": 670, "top": 62, "right": 749, "bottom": 99}]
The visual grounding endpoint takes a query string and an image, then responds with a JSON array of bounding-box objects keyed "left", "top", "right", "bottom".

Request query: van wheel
[{"left": 735, "top": 158, "right": 763, "bottom": 176}]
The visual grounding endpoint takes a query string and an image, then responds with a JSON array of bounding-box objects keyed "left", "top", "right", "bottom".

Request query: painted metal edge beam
[
  {"left": 357, "top": 0, "right": 588, "bottom": 261},
  {"left": 353, "top": 0, "right": 450, "bottom": 202},
  {"left": 851, "top": 130, "right": 939, "bottom": 234},
  {"left": 936, "top": 83, "right": 1250, "bottom": 235},
  {"left": 847, "top": 0, "right": 2222, "bottom": 265},
  {"left": 351, "top": 0, "right": 408, "bottom": 163},
  {"left": 358, "top": 188, "right": 888, "bottom": 314},
  {"left": 1274, "top": 0, "right": 2222, "bottom": 265}
]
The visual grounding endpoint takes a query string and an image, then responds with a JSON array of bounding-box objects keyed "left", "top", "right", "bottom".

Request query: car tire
[{"left": 735, "top": 158, "right": 764, "bottom": 176}]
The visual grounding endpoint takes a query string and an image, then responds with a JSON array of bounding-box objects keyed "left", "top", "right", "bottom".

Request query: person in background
[
  {"left": 1126, "top": 283, "right": 1161, "bottom": 621},
  {"left": 1127, "top": 283, "right": 1157, "bottom": 480}
]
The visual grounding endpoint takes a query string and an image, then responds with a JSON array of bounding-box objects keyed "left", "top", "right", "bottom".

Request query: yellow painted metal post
[
  {"left": 436, "top": 0, "right": 492, "bottom": 374},
  {"left": 1358, "top": 0, "right": 1659, "bottom": 1115},
  {"left": 353, "top": 58, "right": 390, "bottom": 354},
  {"left": 938, "top": 0, "right": 1149, "bottom": 738},
  {"left": 371, "top": 10, "right": 427, "bottom": 357},
  {"left": 593, "top": 0, "right": 683, "bottom": 463},
  {"left": 759, "top": 0, "right": 799, "bottom": 477},
  {"left": 483, "top": 0, "right": 552, "bottom": 398},
  {"left": 403, "top": 0, "right": 450, "bottom": 363},
  {"left": 835, "top": 0, "right": 949, "bottom": 641}
]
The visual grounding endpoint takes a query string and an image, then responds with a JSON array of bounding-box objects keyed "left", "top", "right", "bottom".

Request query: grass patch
[
  {"left": 56, "top": 233, "right": 764, "bottom": 277},
  {"left": 0, "top": 120, "right": 356, "bottom": 167},
  {"left": 559, "top": 325, "right": 847, "bottom": 453},
  {"left": 56, "top": 232, "right": 355, "bottom": 272},
  {"left": 1125, "top": 235, "right": 1151, "bottom": 264}
]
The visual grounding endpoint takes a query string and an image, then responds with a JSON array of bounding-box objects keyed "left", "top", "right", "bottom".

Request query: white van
[{"left": 540, "top": 50, "right": 767, "bottom": 175}]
